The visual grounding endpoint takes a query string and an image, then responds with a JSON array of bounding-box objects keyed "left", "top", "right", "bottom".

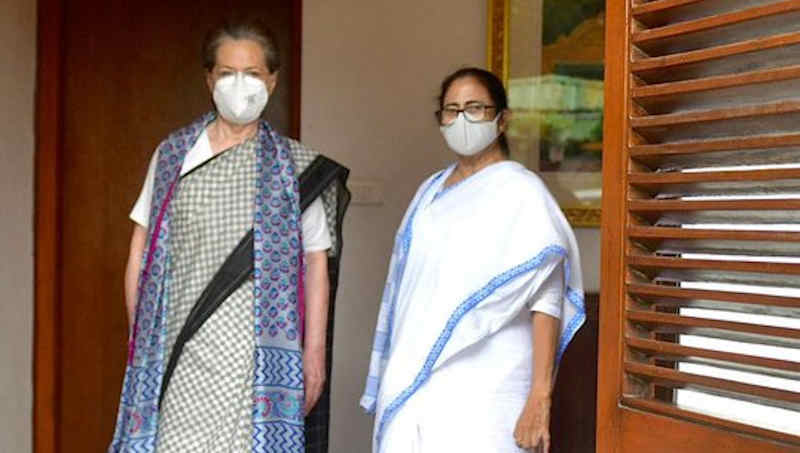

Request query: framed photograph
[{"left": 488, "top": 0, "right": 604, "bottom": 227}]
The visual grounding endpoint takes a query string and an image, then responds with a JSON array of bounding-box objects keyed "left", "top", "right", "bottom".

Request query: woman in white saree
[{"left": 361, "top": 68, "right": 585, "bottom": 453}]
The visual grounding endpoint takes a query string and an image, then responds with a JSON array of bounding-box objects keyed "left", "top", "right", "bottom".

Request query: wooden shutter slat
[
  {"left": 632, "top": 65, "right": 800, "bottom": 98},
  {"left": 632, "top": 1, "right": 800, "bottom": 44},
  {"left": 621, "top": 397, "right": 800, "bottom": 446},
  {"left": 631, "top": 32, "right": 800, "bottom": 72},
  {"left": 632, "top": 0, "right": 706, "bottom": 17},
  {"left": 626, "top": 310, "right": 800, "bottom": 340},
  {"left": 603, "top": 0, "right": 800, "bottom": 447},
  {"left": 630, "top": 99, "right": 800, "bottom": 128},
  {"left": 629, "top": 199, "right": 800, "bottom": 212},
  {"left": 626, "top": 337, "right": 800, "bottom": 373},
  {"left": 628, "top": 226, "right": 800, "bottom": 242},
  {"left": 627, "top": 282, "right": 800, "bottom": 308},
  {"left": 629, "top": 168, "right": 800, "bottom": 185},
  {"left": 624, "top": 361, "right": 800, "bottom": 405},
  {"left": 630, "top": 133, "right": 800, "bottom": 158},
  {"left": 682, "top": 357, "right": 800, "bottom": 383},
  {"left": 628, "top": 255, "right": 800, "bottom": 275}
]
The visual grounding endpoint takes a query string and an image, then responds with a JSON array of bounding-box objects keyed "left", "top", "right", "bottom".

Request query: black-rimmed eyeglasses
[{"left": 436, "top": 102, "right": 497, "bottom": 126}]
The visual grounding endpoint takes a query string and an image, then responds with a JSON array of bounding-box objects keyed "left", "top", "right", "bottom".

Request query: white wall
[
  {"left": 0, "top": 0, "right": 36, "bottom": 452},
  {"left": 576, "top": 228, "right": 601, "bottom": 291},
  {"left": 301, "top": 1, "right": 487, "bottom": 450},
  {"left": 302, "top": 1, "right": 600, "bottom": 451}
]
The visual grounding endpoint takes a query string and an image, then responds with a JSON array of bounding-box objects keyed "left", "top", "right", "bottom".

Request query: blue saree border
[
  {"left": 557, "top": 287, "right": 586, "bottom": 364},
  {"left": 375, "top": 244, "right": 585, "bottom": 448},
  {"left": 384, "top": 171, "right": 446, "bottom": 351},
  {"left": 361, "top": 171, "right": 447, "bottom": 411}
]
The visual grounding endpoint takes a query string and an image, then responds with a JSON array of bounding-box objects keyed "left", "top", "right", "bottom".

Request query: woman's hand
[
  {"left": 513, "top": 392, "right": 551, "bottom": 452},
  {"left": 303, "top": 345, "right": 326, "bottom": 415}
]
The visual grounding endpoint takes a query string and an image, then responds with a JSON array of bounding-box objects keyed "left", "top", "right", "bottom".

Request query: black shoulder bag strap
[{"left": 159, "top": 155, "right": 350, "bottom": 408}]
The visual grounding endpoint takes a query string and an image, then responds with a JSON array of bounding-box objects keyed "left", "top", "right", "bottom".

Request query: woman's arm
[
  {"left": 514, "top": 262, "right": 564, "bottom": 452},
  {"left": 303, "top": 250, "right": 330, "bottom": 415},
  {"left": 125, "top": 224, "right": 148, "bottom": 336},
  {"left": 514, "top": 312, "right": 559, "bottom": 452}
]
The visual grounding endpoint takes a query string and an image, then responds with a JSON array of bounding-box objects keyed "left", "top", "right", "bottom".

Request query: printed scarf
[{"left": 109, "top": 112, "right": 305, "bottom": 452}]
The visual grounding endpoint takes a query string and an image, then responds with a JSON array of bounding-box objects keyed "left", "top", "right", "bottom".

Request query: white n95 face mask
[
  {"left": 212, "top": 73, "right": 269, "bottom": 125},
  {"left": 439, "top": 113, "right": 500, "bottom": 156}
]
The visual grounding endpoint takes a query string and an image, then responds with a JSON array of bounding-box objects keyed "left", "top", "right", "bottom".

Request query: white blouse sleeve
[
  {"left": 131, "top": 149, "right": 333, "bottom": 254},
  {"left": 301, "top": 197, "right": 332, "bottom": 253},
  {"left": 528, "top": 262, "right": 564, "bottom": 319},
  {"left": 129, "top": 151, "right": 158, "bottom": 227}
]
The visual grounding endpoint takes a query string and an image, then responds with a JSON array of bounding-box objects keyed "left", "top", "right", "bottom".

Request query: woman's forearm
[
  {"left": 530, "top": 311, "right": 560, "bottom": 397},
  {"left": 301, "top": 250, "right": 330, "bottom": 413},
  {"left": 125, "top": 225, "right": 148, "bottom": 333},
  {"left": 514, "top": 311, "right": 560, "bottom": 451},
  {"left": 304, "top": 250, "right": 330, "bottom": 351}
]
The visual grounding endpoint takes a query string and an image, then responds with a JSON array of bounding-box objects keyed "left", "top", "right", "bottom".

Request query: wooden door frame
[
  {"left": 32, "top": 1, "right": 303, "bottom": 451},
  {"left": 595, "top": 0, "right": 627, "bottom": 450},
  {"left": 34, "top": 0, "right": 64, "bottom": 450}
]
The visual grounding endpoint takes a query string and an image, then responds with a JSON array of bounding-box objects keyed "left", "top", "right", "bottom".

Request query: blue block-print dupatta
[{"left": 109, "top": 112, "right": 305, "bottom": 452}]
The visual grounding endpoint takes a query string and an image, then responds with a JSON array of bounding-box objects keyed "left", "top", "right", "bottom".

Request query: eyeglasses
[{"left": 436, "top": 102, "right": 497, "bottom": 126}]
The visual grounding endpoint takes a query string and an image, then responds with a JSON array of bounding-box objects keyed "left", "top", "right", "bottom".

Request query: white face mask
[
  {"left": 439, "top": 112, "right": 500, "bottom": 156},
  {"left": 212, "top": 73, "right": 269, "bottom": 125}
]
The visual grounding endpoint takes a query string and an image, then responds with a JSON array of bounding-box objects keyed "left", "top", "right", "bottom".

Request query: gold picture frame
[
  {"left": 488, "top": 0, "right": 603, "bottom": 228},
  {"left": 487, "top": 0, "right": 511, "bottom": 85}
]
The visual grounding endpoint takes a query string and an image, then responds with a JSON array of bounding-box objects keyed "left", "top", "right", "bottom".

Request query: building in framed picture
[{"left": 489, "top": 0, "right": 604, "bottom": 226}]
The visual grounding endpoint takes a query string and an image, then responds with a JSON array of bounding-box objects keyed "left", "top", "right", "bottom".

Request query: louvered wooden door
[{"left": 599, "top": 1, "right": 800, "bottom": 451}]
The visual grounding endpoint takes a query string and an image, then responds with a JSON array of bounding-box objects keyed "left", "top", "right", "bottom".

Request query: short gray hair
[{"left": 202, "top": 19, "right": 281, "bottom": 73}]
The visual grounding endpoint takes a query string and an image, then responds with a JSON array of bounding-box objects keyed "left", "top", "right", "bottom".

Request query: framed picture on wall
[{"left": 488, "top": 0, "right": 604, "bottom": 227}]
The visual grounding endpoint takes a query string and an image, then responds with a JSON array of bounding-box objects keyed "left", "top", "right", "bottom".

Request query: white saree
[{"left": 361, "top": 161, "right": 585, "bottom": 453}]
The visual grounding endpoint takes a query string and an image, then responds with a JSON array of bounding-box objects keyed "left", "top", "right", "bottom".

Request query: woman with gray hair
[{"left": 109, "top": 19, "right": 349, "bottom": 453}]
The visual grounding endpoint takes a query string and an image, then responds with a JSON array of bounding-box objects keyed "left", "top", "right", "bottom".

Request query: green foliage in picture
[{"left": 541, "top": 0, "right": 604, "bottom": 45}]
